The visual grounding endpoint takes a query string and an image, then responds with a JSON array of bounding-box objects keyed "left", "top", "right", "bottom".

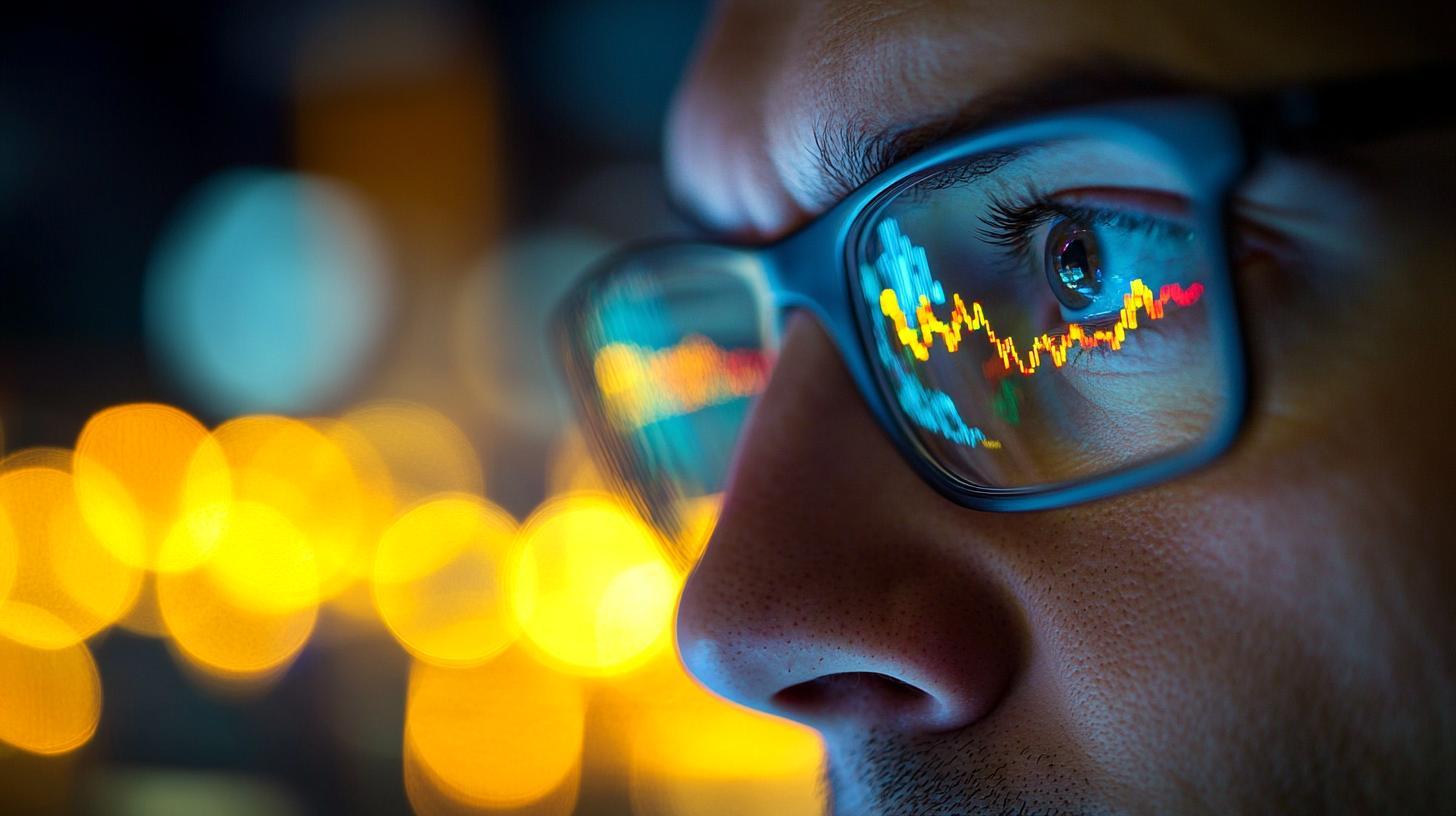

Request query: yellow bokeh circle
[
  {"left": 339, "top": 401, "right": 484, "bottom": 505},
  {"left": 403, "top": 737, "right": 582, "bottom": 816},
  {"left": 373, "top": 495, "right": 519, "bottom": 667},
  {"left": 73, "top": 403, "right": 231, "bottom": 572},
  {"left": 511, "top": 493, "right": 677, "bottom": 676},
  {"left": 405, "top": 652, "right": 584, "bottom": 808},
  {"left": 310, "top": 417, "right": 400, "bottom": 623},
  {"left": 157, "top": 501, "right": 318, "bottom": 680},
  {"left": 206, "top": 416, "right": 366, "bottom": 602},
  {"left": 0, "top": 446, "right": 72, "bottom": 474},
  {"left": 0, "top": 467, "right": 143, "bottom": 646},
  {"left": 0, "top": 505, "right": 15, "bottom": 608},
  {"left": 0, "top": 603, "right": 102, "bottom": 756}
]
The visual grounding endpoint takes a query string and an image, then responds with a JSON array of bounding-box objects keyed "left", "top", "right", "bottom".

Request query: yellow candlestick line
[{"left": 879, "top": 278, "right": 1204, "bottom": 375}]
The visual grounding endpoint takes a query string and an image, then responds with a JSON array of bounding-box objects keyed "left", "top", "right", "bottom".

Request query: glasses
[{"left": 555, "top": 67, "right": 1449, "bottom": 559}]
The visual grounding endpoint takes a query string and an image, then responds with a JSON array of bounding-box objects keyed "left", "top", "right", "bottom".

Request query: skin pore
[{"left": 667, "top": 2, "right": 1456, "bottom": 814}]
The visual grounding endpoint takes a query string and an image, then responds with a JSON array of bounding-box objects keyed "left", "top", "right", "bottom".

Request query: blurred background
[{"left": 0, "top": 2, "right": 825, "bottom": 814}]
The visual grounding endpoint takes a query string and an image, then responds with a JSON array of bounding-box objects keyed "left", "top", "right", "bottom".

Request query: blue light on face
[{"left": 145, "top": 169, "right": 389, "bottom": 417}]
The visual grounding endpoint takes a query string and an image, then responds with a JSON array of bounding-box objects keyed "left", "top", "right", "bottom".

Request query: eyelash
[
  {"left": 977, "top": 189, "right": 1191, "bottom": 264},
  {"left": 976, "top": 188, "right": 1191, "bottom": 367}
]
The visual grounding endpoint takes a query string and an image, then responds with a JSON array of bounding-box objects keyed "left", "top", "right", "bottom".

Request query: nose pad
[{"left": 674, "top": 313, "right": 1021, "bottom": 736}]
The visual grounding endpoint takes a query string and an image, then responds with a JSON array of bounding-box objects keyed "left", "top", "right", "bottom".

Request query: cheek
[{"left": 1000, "top": 429, "right": 1434, "bottom": 805}]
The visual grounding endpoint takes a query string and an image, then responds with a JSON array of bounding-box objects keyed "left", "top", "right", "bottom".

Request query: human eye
[
  {"left": 979, "top": 188, "right": 1198, "bottom": 321},
  {"left": 854, "top": 131, "right": 1252, "bottom": 489},
  {"left": 969, "top": 187, "right": 1209, "bottom": 382}
]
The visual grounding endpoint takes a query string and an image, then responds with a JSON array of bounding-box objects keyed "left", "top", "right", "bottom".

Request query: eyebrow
[{"left": 806, "top": 61, "right": 1193, "bottom": 206}]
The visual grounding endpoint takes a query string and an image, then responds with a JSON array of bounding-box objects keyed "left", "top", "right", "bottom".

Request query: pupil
[
  {"left": 1058, "top": 240, "right": 1091, "bottom": 290},
  {"left": 1044, "top": 219, "right": 1102, "bottom": 311}
]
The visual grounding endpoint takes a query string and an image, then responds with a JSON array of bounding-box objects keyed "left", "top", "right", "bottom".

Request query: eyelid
[{"left": 1048, "top": 187, "right": 1191, "bottom": 221}]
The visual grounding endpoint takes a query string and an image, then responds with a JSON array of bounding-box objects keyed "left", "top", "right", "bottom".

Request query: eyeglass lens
[
  {"left": 852, "top": 137, "right": 1229, "bottom": 490},
  {"left": 565, "top": 134, "right": 1236, "bottom": 535}
]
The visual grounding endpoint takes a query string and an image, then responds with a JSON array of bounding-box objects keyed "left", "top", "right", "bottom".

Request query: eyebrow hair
[{"left": 806, "top": 61, "right": 1193, "bottom": 206}]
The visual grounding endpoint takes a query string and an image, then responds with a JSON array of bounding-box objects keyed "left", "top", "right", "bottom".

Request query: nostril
[{"left": 773, "top": 672, "right": 934, "bottom": 728}]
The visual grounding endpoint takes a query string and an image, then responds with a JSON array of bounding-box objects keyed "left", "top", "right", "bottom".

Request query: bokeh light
[
  {"left": 0, "top": 466, "right": 142, "bottom": 646},
  {"left": 545, "top": 426, "right": 607, "bottom": 496},
  {"left": 338, "top": 401, "right": 484, "bottom": 505},
  {"left": 0, "top": 504, "right": 15, "bottom": 608},
  {"left": 72, "top": 403, "right": 230, "bottom": 573},
  {"left": 374, "top": 495, "right": 519, "bottom": 667},
  {"left": 0, "top": 446, "right": 72, "bottom": 474},
  {"left": 511, "top": 493, "right": 677, "bottom": 676},
  {"left": 206, "top": 415, "right": 366, "bottom": 603},
  {"left": 455, "top": 232, "right": 608, "bottom": 440},
  {"left": 629, "top": 659, "right": 825, "bottom": 816},
  {"left": 81, "top": 768, "right": 308, "bottom": 816},
  {"left": 157, "top": 502, "right": 318, "bottom": 681},
  {"left": 0, "top": 3, "right": 835, "bottom": 809},
  {"left": 405, "top": 651, "right": 584, "bottom": 810},
  {"left": 403, "top": 725, "right": 581, "bottom": 816},
  {"left": 144, "top": 169, "right": 390, "bottom": 416},
  {"left": 115, "top": 575, "right": 170, "bottom": 639},
  {"left": 0, "top": 602, "right": 102, "bottom": 755}
]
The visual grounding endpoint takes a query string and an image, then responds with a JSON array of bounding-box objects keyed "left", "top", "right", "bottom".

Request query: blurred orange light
[
  {"left": 545, "top": 426, "right": 607, "bottom": 497},
  {"left": 373, "top": 495, "right": 519, "bottom": 667},
  {"left": 206, "top": 415, "right": 365, "bottom": 602},
  {"left": 313, "top": 417, "right": 399, "bottom": 584},
  {"left": 0, "top": 505, "right": 15, "bottom": 608},
  {"left": 629, "top": 657, "right": 825, "bottom": 816},
  {"left": 0, "top": 603, "right": 102, "bottom": 756},
  {"left": 403, "top": 737, "right": 581, "bottom": 816},
  {"left": 114, "top": 574, "right": 170, "bottom": 639},
  {"left": 0, "top": 467, "right": 143, "bottom": 646},
  {"left": 511, "top": 493, "right": 677, "bottom": 676},
  {"left": 405, "top": 651, "right": 583, "bottom": 810},
  {"left": 157, "top": 502, "right": 318, "bottom": 680},
  {"left": 0, "top": 447, "right": 72, "bottom": 474},
  {"left": 338, "top": 401, "right": 484, "bottom": 506},
  {"left": 73, "top": 404, "right": 231, "bottom": 572}
]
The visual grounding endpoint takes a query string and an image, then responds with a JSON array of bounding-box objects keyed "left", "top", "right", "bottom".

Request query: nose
[{"left": 676, "top": 315, "right": 1021, "bottom": 735}]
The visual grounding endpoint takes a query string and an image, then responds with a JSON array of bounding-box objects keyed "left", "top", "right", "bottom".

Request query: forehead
[{"left": 666, "top": 0, "right": 1436, "bottom": 236}]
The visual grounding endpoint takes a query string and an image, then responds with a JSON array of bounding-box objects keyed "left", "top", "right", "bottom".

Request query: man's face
[{"left": 666, "top": 1, "right": 1456, "bottom": 814}]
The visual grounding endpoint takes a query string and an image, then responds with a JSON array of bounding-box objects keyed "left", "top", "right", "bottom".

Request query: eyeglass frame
[{"left": 555, "top": 66, "right": 1453, "bottom": 515}]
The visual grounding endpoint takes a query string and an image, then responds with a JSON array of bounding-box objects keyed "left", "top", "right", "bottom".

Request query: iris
[{"left": 1046, "top": 218, "right": 1103, "bottom": 310}]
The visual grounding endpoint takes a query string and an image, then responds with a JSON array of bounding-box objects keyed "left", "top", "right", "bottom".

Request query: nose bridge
[
  {"left": 759, "top": 209, "right": 890, "bottom": 428},
  {"left": 674, "top": 314, "right": 1020, "bottom": 734}
]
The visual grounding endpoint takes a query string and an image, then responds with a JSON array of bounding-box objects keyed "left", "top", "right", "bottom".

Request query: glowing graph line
[
  {"left": 861, "top": 215, "right": 1203, "bottom": 449},
  {"left": 880, "top": 277, "right": 1204, "bottom": 375},
  {"left": 858, "top": 261, "right": 999, "bottom": 450},
  {"left": 876, "top": 219, "right": 944, "bottom": 325},
  {"left": 586, "top": 219, "right": 1203, "bottom": 454}
]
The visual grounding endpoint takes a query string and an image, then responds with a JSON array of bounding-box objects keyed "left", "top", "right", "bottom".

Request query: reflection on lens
[
  {"left": 560, "top": 245, "right": 773, "bottom": 558},
  {"left": 855, "top": 138, "right": 1230, "bottom": 489},
  {"left": 1045, "top": 218, "right": 1102, "bottom": 310}
]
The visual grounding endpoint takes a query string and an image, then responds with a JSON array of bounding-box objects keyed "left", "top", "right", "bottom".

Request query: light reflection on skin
[{"left": 668, "top": 1, "right": 1456, "bottom": 813}]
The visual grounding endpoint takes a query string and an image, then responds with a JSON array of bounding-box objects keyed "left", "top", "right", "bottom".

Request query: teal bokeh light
[{"left": 145, "top": 169, "right": 389, "bottom": 416}]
